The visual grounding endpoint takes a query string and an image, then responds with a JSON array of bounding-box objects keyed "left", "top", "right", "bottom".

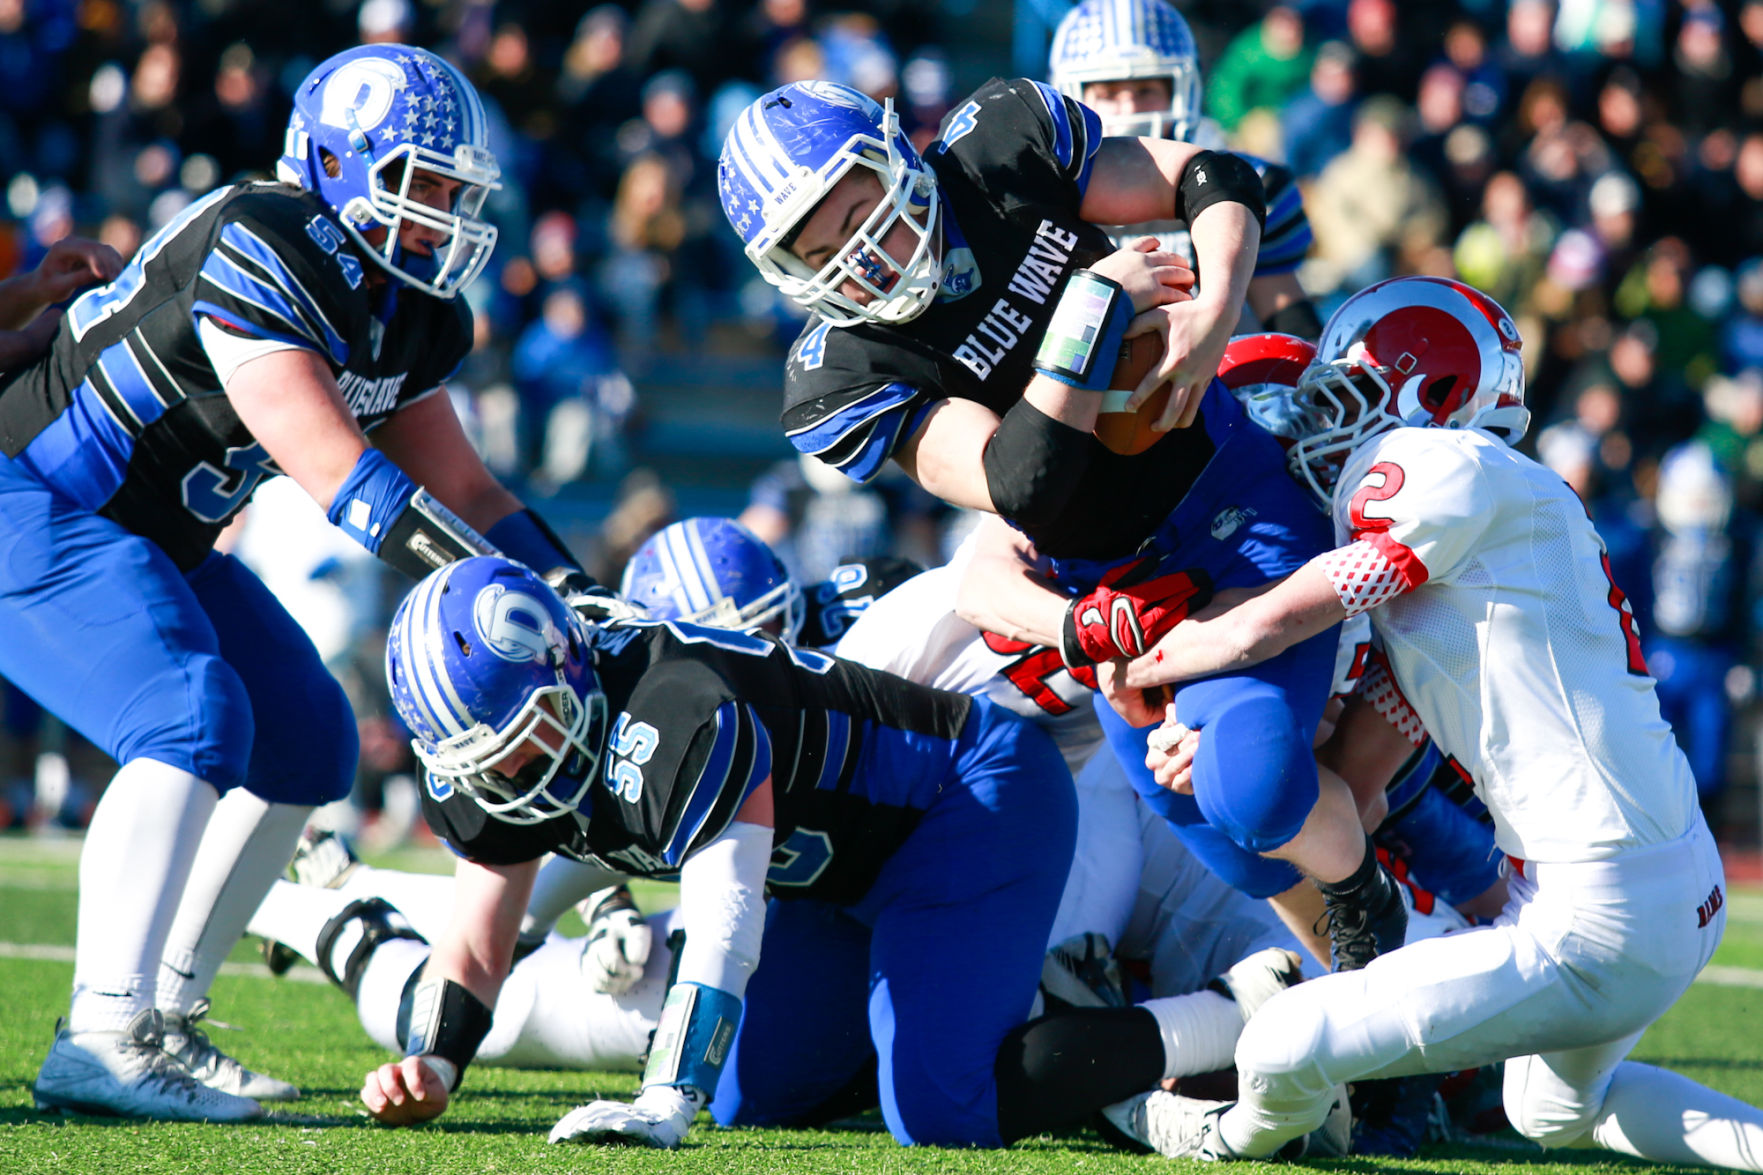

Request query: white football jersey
[
  {"left": 1333, "top": 427, "right": 1698, "bottom": 863},
  {"left": 834, "top": 563, "right": 1105, "bottom": 773}
]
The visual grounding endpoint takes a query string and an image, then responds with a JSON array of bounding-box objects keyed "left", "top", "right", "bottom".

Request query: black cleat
[{"left": 1318, "top": 861, "right": 1407, "bottom": 973}]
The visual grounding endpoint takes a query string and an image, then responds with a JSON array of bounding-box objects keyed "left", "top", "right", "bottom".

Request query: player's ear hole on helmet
[
  {"left": 321, "top": 149, "right": 343, "bottom": 180},
  {"left": 1421, "top": 374, "right": 1459, "bottom": 413}
]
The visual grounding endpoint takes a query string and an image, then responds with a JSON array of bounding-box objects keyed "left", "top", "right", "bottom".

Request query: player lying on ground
[
  {"left": 1097, "top": 276, "right": 1763, "bottom": 1168},
  {"left": 247, "top": 816, "right": 1336, "bottom": 1129}
]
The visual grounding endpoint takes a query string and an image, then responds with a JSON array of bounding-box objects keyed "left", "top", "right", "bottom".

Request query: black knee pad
[
  {"left": 994, "top": 1006, "right": 1165, "bottom": 1144},
  {"left": 315, "top": 896, "right": 426, "bottom": 1000}
]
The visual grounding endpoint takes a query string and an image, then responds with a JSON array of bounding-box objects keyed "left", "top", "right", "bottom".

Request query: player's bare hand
[
  {"left": 1146, "top": 706, "right": 1200, "bottom": 794},
  {"left": 1124, "top": 295, "right": 1238, "bottom": 430},
  {"left": 361, "top": 1055, "right": 452, "bottom": 1126},
  {"left": 1087, "top": 238, "right": 1194, "bottom": 315},
  {"left": 1098, "top": 659, "right": 1169, "bottom": 727},
  {"left": 29, "top": 237, "right": 124, "bottom": 305}
]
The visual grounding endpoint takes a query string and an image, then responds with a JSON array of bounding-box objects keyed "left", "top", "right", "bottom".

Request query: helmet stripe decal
[
  {"left": 410, "top": 567, "right": 474, "bottom": 739},
  {"left": 662, "top": 520, "right": 720, "bottom": 615},
  {"left": 395, "top": 570, "right": 452, "bottom": 740}
]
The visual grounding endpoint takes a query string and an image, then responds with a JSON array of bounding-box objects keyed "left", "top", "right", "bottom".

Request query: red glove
[{"left": 1061, "top": 560, "right": 1212, "bottom": 666}]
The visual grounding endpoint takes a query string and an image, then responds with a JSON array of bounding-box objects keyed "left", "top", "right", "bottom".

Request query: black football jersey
[
  {"left": 799, "top": 556, "right": 926, "bottom": 649},
  {"left": 780, "top": 78, "right": 1220, "bottom": 560},
  {"left": 0, "top": 183, "right": 471, "bottom": 570},
  {"left": 422, "top": 620, "right": 975, "bottom": 906}
]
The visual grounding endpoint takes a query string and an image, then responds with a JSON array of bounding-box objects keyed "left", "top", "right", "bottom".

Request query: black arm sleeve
[
  {"left": 982, "top": 399, "right": 1103, "bottom": 528},
  {"left": 1176, "top": 150, "right": 1266, "bottom": 232}
]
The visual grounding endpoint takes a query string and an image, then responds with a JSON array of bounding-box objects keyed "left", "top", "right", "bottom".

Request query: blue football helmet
[
  {"left": 718, "top": 81, "right": 942, "bottom": 326},
  {"left": 1049, "top": 0, "right": 1205, "bottom": 141},
  {"left": 277, "top": 44, "right": 500, "bottom": 298},
  {"left": 386, "top": 557, "right": 608, "bottom": 825},
  {"left": 620, "top": 518, "right": 805, "bottom": 643}
]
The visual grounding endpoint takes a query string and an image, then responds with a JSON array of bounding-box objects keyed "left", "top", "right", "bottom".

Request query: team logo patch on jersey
[
  {"left": 941, "top": 247, "right": 979, "bottom": 300},
  {"left": 1210, "top": 505, "right": 1257, "bottom": 540},
  {"left": 472, "top": 585, "right": 557, "bottom": 664}
]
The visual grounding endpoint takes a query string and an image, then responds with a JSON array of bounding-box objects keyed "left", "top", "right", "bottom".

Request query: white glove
[
  {"left": 579, "top": 886, "right": 652, "bottom": 995},
  {"left": 548, "top": 1084, "right": 701, "bottom": 1148}
]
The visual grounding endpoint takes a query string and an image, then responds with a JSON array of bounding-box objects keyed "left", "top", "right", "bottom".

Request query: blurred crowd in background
[{"left": 1, "top": 0, "right": 1761, "bottom": 852}]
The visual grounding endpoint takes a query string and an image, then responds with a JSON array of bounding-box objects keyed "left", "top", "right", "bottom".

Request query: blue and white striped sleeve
[
  {"left": 193, "top": 221, "right": 351, "bottom": 366},
  {"left": 1025, "top": 80, "right": 1105, "bottom": 198},
  {"left": 662, "top": 701, "right": 773, "bottom": 867},
  {"left": 783, "top": 382, "right": 934, "bottom": 484},
  {"left": 1250, "top": 161, "right": 1313, "bottom": 277}
]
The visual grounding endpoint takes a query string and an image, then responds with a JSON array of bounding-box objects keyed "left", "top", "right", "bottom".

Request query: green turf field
[{"left": 3, "top": 835, "right": 1761, "bottom": 1175}]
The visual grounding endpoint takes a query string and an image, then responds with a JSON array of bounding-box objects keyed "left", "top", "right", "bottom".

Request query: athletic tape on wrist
[
  {"left": 1032, "top": 270, "right": 1133, "bottom": 390},
  {"left": 401, "top": 976, "right": 493, "bottom": 1091},
  {"left": 641, "top": 982, "right": 741, "bottom": 1100}
]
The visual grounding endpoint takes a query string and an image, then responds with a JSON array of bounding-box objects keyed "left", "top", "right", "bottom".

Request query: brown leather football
[{"left": 1093, "top": 330, "right": 1172, "bottom": 456}]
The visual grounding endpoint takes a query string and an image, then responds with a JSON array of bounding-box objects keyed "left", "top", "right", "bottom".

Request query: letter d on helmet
[{"left": 387, "top": 557, "right": 609, "bottom": 825}]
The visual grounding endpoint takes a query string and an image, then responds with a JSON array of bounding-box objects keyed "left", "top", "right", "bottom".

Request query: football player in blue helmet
[
  {"left": 387, "top": 558, "right": 609, "bottom": 825},
  {"left": 23, "top": 44, "right": 601, "bottom": 1123},
  {"left": 1048, "top": 0, "right": 1204, "bottom": 142},
  {"left": 720, "top": 74, "right": 1406, "bottom": 1021},
  {"left": 1048, "top": 0, "right": 1322, "bottom": 339},
  {"left": 276, "top": 44, "right": 500, "bottom": 299},
  {"left": 619, "top": 517, "right": 806, "bottom": 644},
  {"left": 365, "top": 556, "right": 1294, "bottom": 1154}
]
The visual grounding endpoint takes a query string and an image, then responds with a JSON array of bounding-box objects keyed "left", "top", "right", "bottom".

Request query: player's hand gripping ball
[{"left": 1093, "top": 331, "right": 1174, "bottom": 456}]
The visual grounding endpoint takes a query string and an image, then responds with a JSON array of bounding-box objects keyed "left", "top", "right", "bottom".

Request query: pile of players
[{"left": 21, "top": 1, "right": 1763, "bottom": 1168}]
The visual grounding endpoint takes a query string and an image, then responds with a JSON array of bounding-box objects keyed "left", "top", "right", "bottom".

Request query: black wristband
[
  {"left": 1262, "top": 299, "right": 1323, "bottom": 341},
  {"left": 400, "top": 976, "right": 494, "bottom": 1091},
  {"left": 982, "top": 399, "right": 1100, "bottom": 528},
  {"left": 1059, "top": 604, "right": 1093, "bottom": 670},
  {"left": 1176, "top": 150, "right": 1266, "bottom": 231}
]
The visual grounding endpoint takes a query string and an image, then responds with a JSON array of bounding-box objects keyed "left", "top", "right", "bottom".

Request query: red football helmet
[
  {"left": 1218, "top": 332, "right": 1319, "bottom": 444},
  {"left": 1288, "top": 276, "right": 1529, "bottom": 506}
]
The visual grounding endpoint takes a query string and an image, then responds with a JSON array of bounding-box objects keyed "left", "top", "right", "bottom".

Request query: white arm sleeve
[
  {"left": 519, "top": 855, "right": 630, "bottom": 938},
  {"left": 674, "top": 821, "right": 772, "bottom": 998},
  {"left": 197, "top": 316, "right": 310, "bottom": 386}
]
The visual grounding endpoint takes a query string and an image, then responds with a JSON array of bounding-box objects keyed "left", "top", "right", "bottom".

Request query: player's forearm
[
  {"left": 0, "top": 273, "right": 47, "bottom": 331},
  {"left": 1186, "top": 199, "right": 1260, "bottom": 321},
  {"left": 1125, "top": 564, "right": 1347, "bottom": 686},
  {"left": 955, "top": 546, "right": 1068, "bottom": 649}
]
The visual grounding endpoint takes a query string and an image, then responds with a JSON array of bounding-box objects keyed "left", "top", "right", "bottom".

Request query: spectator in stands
[
  {"left": 1205, "top": 5, "right": 1312, "bottom": 136},
  {"left": 1303, "top": 96, "right": 1448, "bottom": 295},
  {"left": 1280, "top": 41, "right": 1358, "bottom": 182}
]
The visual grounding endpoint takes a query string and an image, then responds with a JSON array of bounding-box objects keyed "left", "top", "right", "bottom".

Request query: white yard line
[{"left": 0, "top": 941, "right": 328, "bottom": 984}]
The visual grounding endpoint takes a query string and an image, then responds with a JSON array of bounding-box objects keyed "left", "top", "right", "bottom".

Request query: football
[{"left": 1093, "top": 330, "right": 1172, "bottom": 456}]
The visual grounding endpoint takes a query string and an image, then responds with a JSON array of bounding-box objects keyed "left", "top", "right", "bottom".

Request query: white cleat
[
  {"left": 1101, "top": 1085, "right": 1353, "bottom": 1161},
  {"left": 161, "top": 1000, "right": 299, "bottom": 1102},
  {"left": 1213, "top": 947, "right": 1305, "bottom": 1023},
  {"left": 33, "top": 1009, "right": 263, "bottom": 1122},
  {"left": 1101, "top": 1089, "right": 1231, "bottom": 1158}
]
